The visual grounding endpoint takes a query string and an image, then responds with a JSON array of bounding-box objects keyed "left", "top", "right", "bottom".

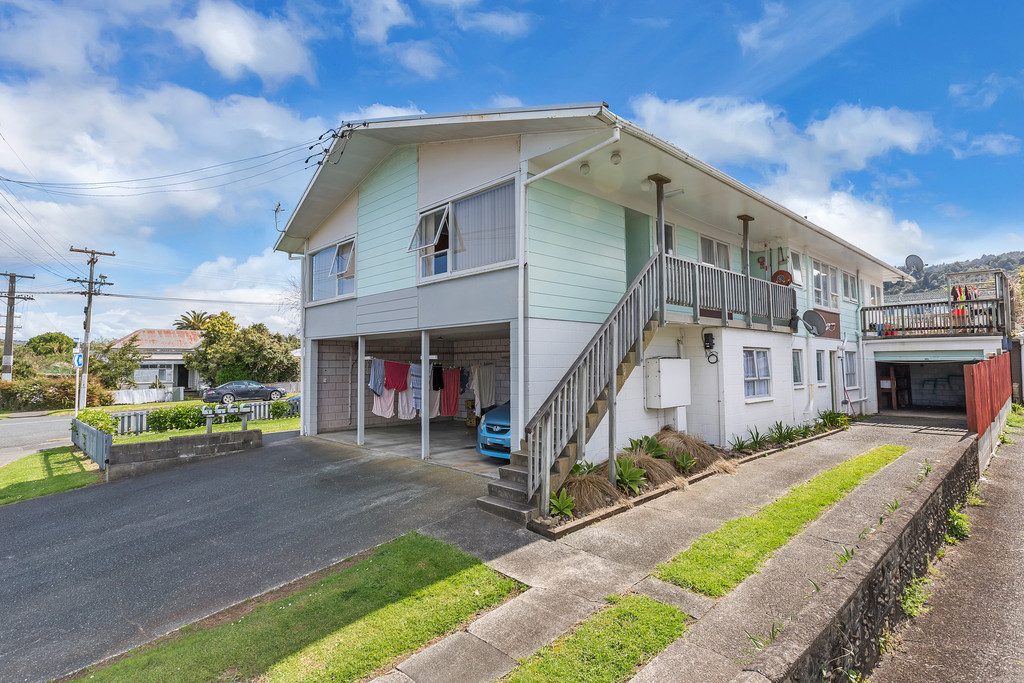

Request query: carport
[{"left": 874, "top": 349, "right": 985, "bottom": 412}]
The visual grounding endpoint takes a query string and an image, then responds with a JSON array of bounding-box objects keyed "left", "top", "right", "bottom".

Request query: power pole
[
  {"left": 1, "top": 272, "right": 34, "bottom": 382},
  {"left": 69, "top": 247, "right": 115, "bottom": 409}
]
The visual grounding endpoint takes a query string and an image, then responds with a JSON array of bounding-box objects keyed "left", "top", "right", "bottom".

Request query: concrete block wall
[
  {"left": 359, "top": 338, "right": 453, "bottom": 429},
  {"left": 107, "top": 430, "right": 262, "bottom": 480},
  {"left": 908, "top": 362, "right": 967, "bottom": 408},
  {"left": 453, "top": 338, "right": 511, "bottom": 419},
  {"left": 317, "top": 339, "right": 356, "bottom": 432}
]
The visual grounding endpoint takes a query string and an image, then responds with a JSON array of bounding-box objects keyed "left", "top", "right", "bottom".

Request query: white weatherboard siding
[
  {"left": 418, "top": 136, "right": 519, "bottom": 209},
  {"left": 525, "top": 318, "right": 599, "bottom": 417},
  {"left": 308, "top": 191, "right": 357, "bottom": 253},
  {"left": 356, "top": 146, "right": 418, "bottom": 297},
  {"left": 719, "top": 328, "right": 797, "bottom": 446},
  {"left": 526, "top": 179, "right": 627, "bottom": 324}
]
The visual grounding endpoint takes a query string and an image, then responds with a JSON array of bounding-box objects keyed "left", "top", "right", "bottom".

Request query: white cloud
[
  {"left": 737, "top": 1, "right": 788, "bottom": 55},
  {"left": 630, "top": 94, "right": 936, "bottom": 261},
  {"left": 948, "top": 73, "right": 1018, "bottom": 109},
  {"left": 171, "top": 0, "right": 313, "bottom": 84},
  {"left": 952, "top": 132, "right": 1022, "bottom": 159},
  {"left": 0, "top": 1, "right": 120, "bottom": 75},
  {"left": 489, "top": 94, "right": 523, "bottom": 108},
  {"left": 337, "top": 102, "right": 426, "bottom": 122},
  {"left": 392, "top": 41, "right": 446, "bottom": 79},
  {"left": 420, "top": 0, "right": 480, "bottom": 8},
  {"left": 456, "top": 10, "right": 531, "bottom": 37},
  {"left": 937, "top": 203, "right": 970, "bottom": 218},
  {"left": 348, "top": 0, "right": 414, "bottom": 45}
]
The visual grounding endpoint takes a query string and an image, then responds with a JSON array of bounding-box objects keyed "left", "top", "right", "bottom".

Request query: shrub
[
  {"left": 269, "top": 399, "right": 291, "bottom": 419},
  {"left": 674, "top": 451, "right": 696, "bottom": 475},
  {"left": 619, "top": 451, "right": 678, "bottom": 487},
  {"left": 76, "top": 409, "right": 117, "bottom": 435},
  {"left": 549, "top": 489, "right": 576, "bottom": 519},
  {"left": 615, "top": 456, "right": 647, "bottom": 496},
  {"left": 817, "top": 409, "right": 851, "bottom": 431},
  {"left": 625, "top": 435, "right": 668, "bottom": 459},
  {"left": 148, "top": 404, "right": 205, "bottom": 432},
  {"left": 562, "top": 471, "right": 619, "bottom": 514},
  {"left": 570, "top": 460, "right": 602, "bottom": 476},
  {"left": 0, "top": 376, "right": 110, "bottom": 411},
  {"left": 657, "top": 426, "right": 735, "bottom": 474}
]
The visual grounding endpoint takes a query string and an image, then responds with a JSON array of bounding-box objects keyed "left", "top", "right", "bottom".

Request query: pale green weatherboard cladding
[
  {"left": 357, "top": 146, "right": 418, "bottom": 297},
  {"left": 527, "top": 180, "right": 627, "bottom": 323}
]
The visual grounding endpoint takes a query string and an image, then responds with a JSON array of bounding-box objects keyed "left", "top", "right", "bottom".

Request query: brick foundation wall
[{"left": 107, "top": 430, "right": 262, "bottom": 481}]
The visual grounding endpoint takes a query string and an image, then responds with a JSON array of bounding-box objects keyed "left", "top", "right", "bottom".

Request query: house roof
[
  {"left": 275, "top": 102, "right": 908, "bottom": 282},
  {"left": 110, "top": 329, "right": 201, "bottom": 351}
]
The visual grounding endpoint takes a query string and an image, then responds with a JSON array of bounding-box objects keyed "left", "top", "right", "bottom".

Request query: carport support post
[
  {"left": 356, "top": 336, "right": 365, "bottom": 445},
  {"left": 421, "top": 331, "right": 429, "bottom": 460}
]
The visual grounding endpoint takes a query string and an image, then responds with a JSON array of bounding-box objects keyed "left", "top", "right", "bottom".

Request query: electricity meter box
[{"left": 644, "top": 358, "right": 691, "bottom": 409}]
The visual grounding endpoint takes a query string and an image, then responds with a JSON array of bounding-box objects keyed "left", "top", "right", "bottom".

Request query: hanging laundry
[
  {"left": 429, "top": 387, "right": 441, "bottom": 418},
  {"left": 431, "top": 364, "right": 444, "bottom": 391},
  {"left": 372, "top": 387, "right": 395, "bottom": 418},
  {"left": 472, "top": 363, "right": 496, "bottom": 416},
  {"left": 384, "top": 361, "right": 410, "bottom": 392},
  {"left": 368, "top": 358, "right": 385, "bottom": 397},
  {"left": 440, "top": 368, "right": 461, "bottom": 416},
  {"left": 459, "top": 366, "right": 471, "bottom": 394},
  {"left": 410, "top": 363, "right": 423, "bottom": 411}
]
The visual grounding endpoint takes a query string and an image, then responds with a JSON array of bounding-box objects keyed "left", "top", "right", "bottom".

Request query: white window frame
[
  {"left": 743, "top": 347, "right": 772, "bottom": 399},
  {"left": 792, "top": 349, "right": 804, "bottom": 387},
  {"left": 410, "top": 180, "right": 515, "bottom": 283},
  {"left": 816, "top": 350, "right": 826, "bottom": 385},
  {"left": 662, "top": 223, "right": 676, "bottom": 256},
  {"left": 842, "top": 271, "right": 858, "bottom": 303},
  {"left": 700, "top": 234, "right": 732, "bottom": 271},
  {"left": 309, "top": 237, "right": 356, "bottom": 303},
  {"left": 790, "top": 250, "right": 804, "bottom": 287},
  {"left": 844, "top": 351, "right": 858, "bottom": 389},
  {"left": 870, "top": 284, "right": 883, "bottom": 306},
  {"left": 813, "top": 259, "right": 840, "bottom": 310}
]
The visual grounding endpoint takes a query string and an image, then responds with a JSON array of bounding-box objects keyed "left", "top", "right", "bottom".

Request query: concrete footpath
[
  {"left": 372, "top": 416, "right": 974, "bottom": 683},
  {"left": 868, "top": 438, "right": 1024, "bottom": 683}
]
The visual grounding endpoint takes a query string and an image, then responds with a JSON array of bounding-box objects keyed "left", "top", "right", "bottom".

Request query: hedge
[{"left": 0, "top": 377, "right": 112, "bottom": 412}]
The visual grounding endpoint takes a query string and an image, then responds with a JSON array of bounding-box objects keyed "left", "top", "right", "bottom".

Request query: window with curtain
[
  {"left": 792, "top": 349, "right": 803, "bottom": 385},
  {"left": 813, "top": 259, "right": 839, "bottom": 309},
  {"left": 700, "top": 235, "right": 731, "bottom": 270},
  {"left": 845, "top": 351, "right": 858, "bottom": 387},
  {"left": 743, "top": 348, "right": 771, "bottom": 398},
  {"left": 411, "top": 181, "right": 514, "bottom": 279},
  {"left": 816, "top": 350, "right": 826, "bottom": 384}
]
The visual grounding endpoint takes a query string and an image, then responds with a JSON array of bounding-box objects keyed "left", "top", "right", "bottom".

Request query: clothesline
[{"left": 367, "top": 358, "right": 498, "bottom": 420}]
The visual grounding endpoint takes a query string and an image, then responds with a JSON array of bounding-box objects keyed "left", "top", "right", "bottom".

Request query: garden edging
[
  {"left": 730, "top": 436, "right": 980, "bottom": 682},
  {"left": 528, "top": 427, "right": 846, "bottom": 540}
]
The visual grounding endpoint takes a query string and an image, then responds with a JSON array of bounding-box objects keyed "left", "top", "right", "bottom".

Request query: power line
[
  {"left": 21, "top": 290, "right": 289, "bottom": 306},
  {"left": 68, "top": 247, "right": 115, "bottom": 410},
  {"left": 1, "top": 271, "right": 34, "bottom": 381}
]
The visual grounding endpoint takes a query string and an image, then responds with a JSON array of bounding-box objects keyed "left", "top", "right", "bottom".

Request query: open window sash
[{"left": 409, "top": 205, "right": 450, "bottom": 251}]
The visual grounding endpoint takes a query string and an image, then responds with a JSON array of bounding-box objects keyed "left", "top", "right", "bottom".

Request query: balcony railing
[
  {"left": 861, "top": 298, "right": 1008, "bottom": 337},
  {"left": 665, "top": 255, "right": 795, "bottom": 326}
]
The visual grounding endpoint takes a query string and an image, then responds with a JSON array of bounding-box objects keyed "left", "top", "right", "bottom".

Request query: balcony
[
  {"left": 664, "top": 255, "right": 795, "bottom": 328},
  {"left": 861, "top": 269, "right": 1011, "bottom": 339}
]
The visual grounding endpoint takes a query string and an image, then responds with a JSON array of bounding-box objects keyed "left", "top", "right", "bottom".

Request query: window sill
[
  {"left": 305, "top": 292, "right": 356, "bottom": 309},
  {"left": 794, "top": 384, "right": 806, "bottom": 390},
  {"left": 417, "top": 259, "right": 517, "bottom": 286},
  {"left": 744, "top": 396, "right": 774, "bottom": 404}
]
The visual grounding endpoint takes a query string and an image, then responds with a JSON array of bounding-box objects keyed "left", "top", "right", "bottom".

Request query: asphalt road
[
  {"left": 0, "top": 434, "right": 489, "bottom": 683},
  {"left": 0, "top": 413, "right": 73, "bottom": 467}
]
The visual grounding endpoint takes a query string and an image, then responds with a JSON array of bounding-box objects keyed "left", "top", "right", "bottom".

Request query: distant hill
[{"left": 885, "top": 251, "right": 1024, "bottom": 295}]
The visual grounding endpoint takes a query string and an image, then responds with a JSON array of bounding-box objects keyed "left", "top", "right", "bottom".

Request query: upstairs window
[
  {"left": 845, "top": 351, "right": 858, "bottom": 388},
  {"left": 790, "top": 250, "right": 804, "bottom": 286},
  {"left": 870, "top": 284, "right": 883, "bottom": 306},
  {"left": 813, "top": 259, "right": 839, "bottom": 309},
  {"left": 311, "top": 238, "right": 356, "bottom": 301},
  {"left": 410, "top": 181, "right": 515, "bottom": 280},
  {"left": 700, "top": 235, "right": 731, "bottom": 270},
  {"left": 842, "top": 272, "right": 858, "bottom": 302},
  {"left": 662, "top": 223, "right": 676, "bottom": 256}
]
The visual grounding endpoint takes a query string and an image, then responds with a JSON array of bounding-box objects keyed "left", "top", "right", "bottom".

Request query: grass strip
[
  {"left": 655, "top": 444, "right": 909, "bottom": 597},
  {"left": 113, "top": 416, "right": 300, "bottom": 444},
  {"left": 0, "top": 447, "right": 101, "bottom": 506},
  {"left": 505, "top": 595, "right": 687, "bottom": 683},
  {"left": 76, "top": 533, "right": 521, "bottom": 683}
]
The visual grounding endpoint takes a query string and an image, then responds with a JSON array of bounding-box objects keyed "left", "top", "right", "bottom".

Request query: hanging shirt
[
  {"left": 440, "top": 368, "right": 461, "bottom": 416},
  {"left": 459, "top": 366, "right": 471, "bottom": 394},
  {"left": 397, "top": 368, "right": 416, "bottom": 419},
  {"left": 429, "top": 387, "right": 441, "bottom": 418},
  {"left": 371, "top": 387, "right": 395, "bottom": 418},
  {"left": 431, "top": 364, "right": 444, "bottom": 391},
  {"left": 368, "top": 359, "right": 385, "bottom": 397},
  {"left": 472, "top": 363, "right": 496, "bottom": 416},
  {"left": 384, "top": 361, "right": 409, "bottom": 392},
  {"left": 410, "top": 363, "right": 423, "bottom": 410}
]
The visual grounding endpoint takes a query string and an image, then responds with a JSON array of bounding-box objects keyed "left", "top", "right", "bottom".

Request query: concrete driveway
[
  {"left": 0, "top": 433, "right": 490, "bottom": 683},
  {"left": 0, "top": 413, "right": 73, "bottom": 467}
]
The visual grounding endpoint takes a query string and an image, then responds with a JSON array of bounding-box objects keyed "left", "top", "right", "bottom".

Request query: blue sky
[{"left": 0, "top": 0, "right": 1021, "bottom": 339}]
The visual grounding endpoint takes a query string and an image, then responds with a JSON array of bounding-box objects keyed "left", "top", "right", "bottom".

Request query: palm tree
[{"left": 173, "top": 310, "right": 211, "bottom": 330}]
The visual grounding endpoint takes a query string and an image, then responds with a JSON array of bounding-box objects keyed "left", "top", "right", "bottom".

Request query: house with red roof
[{"left": 110, "top": 329, "right": 202, "bottom": 390}]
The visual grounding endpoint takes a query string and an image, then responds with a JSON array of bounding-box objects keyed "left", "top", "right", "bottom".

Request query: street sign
[{"left": 73, "top": 353, "right": 83, "bottom": 368}]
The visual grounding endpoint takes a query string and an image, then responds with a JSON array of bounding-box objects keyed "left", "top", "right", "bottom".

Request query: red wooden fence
[{"left": 964, "top": 353, "right": 1011, "bottom": 434}]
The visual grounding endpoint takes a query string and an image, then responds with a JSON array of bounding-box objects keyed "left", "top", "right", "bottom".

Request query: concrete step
[
  {"left": 488, "top": 479, "right": 530, "bottom": 504},
  {"left": 476, "top": 495, "right": 538, "bottom": 525},
  {"left": 498, "top": 463, "right": 528, "bottom": 485},
  {"left": 510, "top": 450, "right": 529, "bottom": 467}
]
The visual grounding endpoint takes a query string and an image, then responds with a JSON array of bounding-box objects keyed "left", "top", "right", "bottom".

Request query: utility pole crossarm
[
  {"left": 1, "top": 272, "right": 35, "bottom": 382},
  {"left": 69, "top": 246, "right": 115, "bottom": 409}
]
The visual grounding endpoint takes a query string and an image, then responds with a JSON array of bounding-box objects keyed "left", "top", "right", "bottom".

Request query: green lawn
[
  {"left": 655, "top": 444, "right": 910, "bottom": 597},
  {"left": 0, "top": 447, "right": 102, "bottom": 506},
  {"left": 505, "top": 595, "right": 687, "bottom": 683},
  {"left": 75, "top": 533, "right": 522, "bottom": 683},
  {"left": 1007, "top": 411, "right": 1024, "bottom": 431},
  {"left": 114, "top": 416, "right": 300, "bottom": 444}
]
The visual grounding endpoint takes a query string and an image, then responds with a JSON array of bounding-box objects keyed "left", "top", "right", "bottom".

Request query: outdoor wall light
[
  {"left": 640, "top": 178, "right": 652, "bottom": 192},
  {"left": 610, "top": 151, "right": 621, "bottom": 165},
  {"left": 579, "top": 162, "right": 591, "bottom": 176}
]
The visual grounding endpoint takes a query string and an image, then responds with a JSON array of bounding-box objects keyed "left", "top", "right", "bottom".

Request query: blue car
[{"left": 477, "top": 404, "right": 511, "bottom": 459}]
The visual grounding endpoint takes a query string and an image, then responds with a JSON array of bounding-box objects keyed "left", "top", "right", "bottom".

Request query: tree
[
  {"left": 184, "top": 313, "right": 300, "bottom": 385},
  {"left": 183, "top": 311, "right": 238, "bottom": 385},
  {"left": 173, "top": 310, "right": 211, "bottom": 330},
  {"left": 90, "top": 335, "right": 148, "bottom": 388},
  {"left": 25, "top": 331, "right": 74, "bottom": 356}
]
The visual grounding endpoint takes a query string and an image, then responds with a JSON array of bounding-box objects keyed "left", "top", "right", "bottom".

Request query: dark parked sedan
[{"left": 202, "top": 381, "right": 286, "bottom": 404}]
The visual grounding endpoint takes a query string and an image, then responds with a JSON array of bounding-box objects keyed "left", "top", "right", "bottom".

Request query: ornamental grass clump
[
  {"left": 656, "top": 426, "right": 736, "bottom": 475},
  {"left": 618, "top": 450, "right": 678, "bottom": 487},
  {"left": 561, "top": 469, "right": 620, "bottom": 515}
]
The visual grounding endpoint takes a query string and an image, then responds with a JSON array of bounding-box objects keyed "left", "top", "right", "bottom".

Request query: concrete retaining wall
[
  {"left": 107, "top": 430, "right": 262, "bottom": 481},
  {"left": 977, "top": 397, "right": 1010, "bottom": 472},
  {"left": 734, "top": 437, "right": 980, "bottom": 683}
]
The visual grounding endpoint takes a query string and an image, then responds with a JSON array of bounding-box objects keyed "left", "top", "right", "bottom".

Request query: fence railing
[
  {"left": 109, "top": 400, "right": 297, "bottom": 435},
  {"left": 665, "top": 256, "right": 795, "bottom": 323},
  {"left": 861, "top": 298, "right": 1007, "bottom": 337},
  {"left": 71, "top": 418, "right": 111, "bottom": 470}
]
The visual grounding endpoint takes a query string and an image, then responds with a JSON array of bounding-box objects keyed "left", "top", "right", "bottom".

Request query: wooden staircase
[{"left": 477, "top": 318, "right": 659, "bottom": 524}]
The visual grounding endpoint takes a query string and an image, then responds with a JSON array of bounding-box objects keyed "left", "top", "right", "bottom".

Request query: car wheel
[
  {"left": 270, "top": 390, "right": 282, "bottom": 400},
  {"left": 221, "top": 394, "right": 235, "bottom": 404}
]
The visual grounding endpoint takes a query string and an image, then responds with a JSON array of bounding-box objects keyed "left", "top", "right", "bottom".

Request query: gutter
[{"left": 523, "top": 127, "right": 621, "bottom": 187}]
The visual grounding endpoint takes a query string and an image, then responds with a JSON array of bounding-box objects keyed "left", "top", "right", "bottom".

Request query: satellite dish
[
  {"left": 771, "top": 270, "right": 793, "bottom": 286},
  {"left": 802, "top": 310, "right": 828, "bottom": 336},
  {"left": 905, "top": 254, "right": 924, "bottom": 275}
]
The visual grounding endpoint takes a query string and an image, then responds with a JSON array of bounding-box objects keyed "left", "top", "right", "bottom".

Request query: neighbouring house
[
  {"left": 110, "top": 329, "right": 202, "bottom": 390},
  {"left": 273, "top": 102, "right": 1012, "bottom": 523}
]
